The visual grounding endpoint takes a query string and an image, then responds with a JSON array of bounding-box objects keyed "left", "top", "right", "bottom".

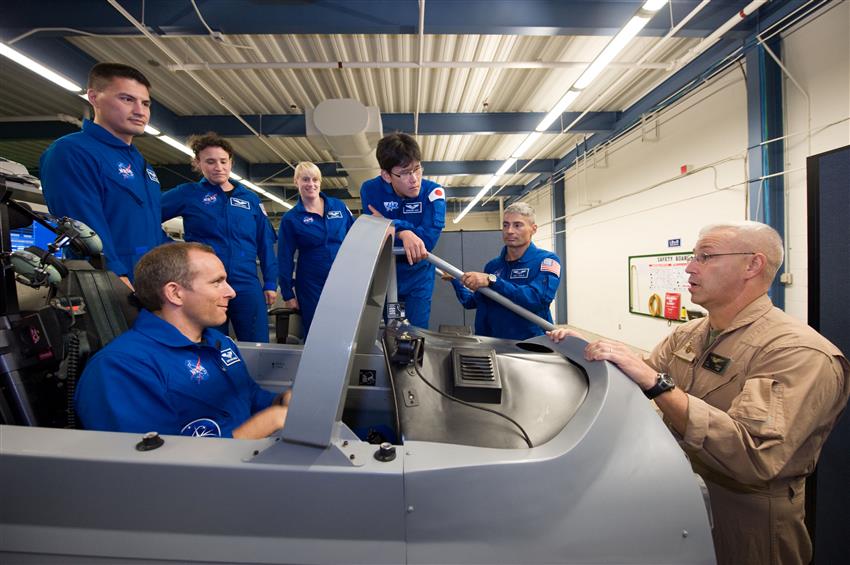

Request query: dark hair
[
  {"left": 88, "top": 62, "right": 151, "bottom": 91},
  {"left": 188, "top": 132, "right": 234, "bottom": 160},
  {"left": 376, "top": 132, "right": 422, "bottom": 172},
  {"left": 133, "top": 242, "right": 215, "bottom": 311}
]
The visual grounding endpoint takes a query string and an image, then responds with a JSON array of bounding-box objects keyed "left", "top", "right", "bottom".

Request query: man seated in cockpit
[{"left": 75, "top": 242, "right": 289, "bottom": 438}]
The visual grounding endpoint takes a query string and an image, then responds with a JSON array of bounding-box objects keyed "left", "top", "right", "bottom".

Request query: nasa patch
[
  {"left": 186, "top": 357, "right": 209, "bottom": 383},
  {"left": 117, "top": 162, "right": 134, "bottom": 180},
  {"left": 220, "top": 348, "right": 241, "bottom": 366},
  {"left": 302, "top": 216, "right": 314, "bottom": 224},
  {"left": 510, "top": 268, "right": 530, "bottom": 279},
  {"left": 180, "top": 418, "right": 222, "bottom": 437},
  {"left": 384, "top": 201, "right": 399, "bottom": 212},
  {"left": 327, "top": 210, "right": 343, "bottom": 219},
  {"left": 202, "top": 193, "right": 218, "bottom": 205},
  {"left": 229, "top": 197, "right": 251, "bottom": 210},
  {"left": 403, "top": 202, "right": 422, "bottom": 214}
]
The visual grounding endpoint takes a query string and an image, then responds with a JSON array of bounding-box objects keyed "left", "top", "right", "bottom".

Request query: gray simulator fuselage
[{"left": 0, "top": 215, "right": 715, "bottom": 564}]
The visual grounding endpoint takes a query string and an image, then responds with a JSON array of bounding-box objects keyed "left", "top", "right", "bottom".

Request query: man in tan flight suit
[{"left": 549, "top": 221, "right": 849, "bottom": 565}]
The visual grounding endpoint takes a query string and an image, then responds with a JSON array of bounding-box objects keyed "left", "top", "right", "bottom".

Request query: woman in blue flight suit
[
  {"left": 161, "top": 133, "right": 278, "bottom": 342},
  {"left": 278, "top": 161, "right": 354, "bottom": 337}
]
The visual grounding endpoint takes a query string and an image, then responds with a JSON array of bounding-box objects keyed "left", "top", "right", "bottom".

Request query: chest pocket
[
  {"left": 728, "top": 378, "right": 786, "bottom": 446},
  {"left": 227, "top": 197, "right": 259, "bottom": 241},
  {"left": 103, "top": 167, "right": 144, "bottom": 206}
]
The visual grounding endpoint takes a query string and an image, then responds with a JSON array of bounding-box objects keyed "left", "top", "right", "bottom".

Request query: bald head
[{"left": 699, "top": 221, "right": 784, "bottom": 283}]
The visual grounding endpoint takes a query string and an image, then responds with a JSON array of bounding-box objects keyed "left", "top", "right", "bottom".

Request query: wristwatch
[
  {"left": 643, "top": 372, "right": 676, "bottom": 400},
  {"left": 486, "top": 273, "right": 497, "bottom": 286}
]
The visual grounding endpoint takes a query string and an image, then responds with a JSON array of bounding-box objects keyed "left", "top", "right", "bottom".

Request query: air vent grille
[{"left": 451, "top": 347, "right": 502, "bottom": 403}]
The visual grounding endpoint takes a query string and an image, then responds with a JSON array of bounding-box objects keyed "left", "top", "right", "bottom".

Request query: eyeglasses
[
  {"left": 687, "top": 252, "right": 755, "bottom": 264},
  {"left": 388, "top": 166, "right": 423, "bottom": 181}
]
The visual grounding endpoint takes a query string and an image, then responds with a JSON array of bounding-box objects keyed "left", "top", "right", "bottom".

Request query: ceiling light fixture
[
  {"left": 0, "top": 42, "right": 82, "bottom": 92},
  {"left": 453, "top": 0, "right": 668, "bottom": 224}
]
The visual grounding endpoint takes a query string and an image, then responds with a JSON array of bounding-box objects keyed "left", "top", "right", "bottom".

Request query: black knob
[
  {"left": 374, "top": 442, "right": 396, "bottom": 462},
  {"left": 136, "top": 431, "right": 164, "bottom": 451}
]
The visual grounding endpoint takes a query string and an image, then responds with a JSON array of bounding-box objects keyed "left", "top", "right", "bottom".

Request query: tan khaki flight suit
[{"left": 646, "top": 295, "right": 850, "bottom": 565}]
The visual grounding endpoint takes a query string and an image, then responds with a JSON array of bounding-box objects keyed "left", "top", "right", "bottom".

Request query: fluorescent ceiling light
[
  {"left": 157, "top": 135, "right": 195, "bottom": 157},
  {"left": 512, "top": 132, "right": 543, "bottom": 158},
  {"left": 495, "top": 158, "right": 518, "bottom": 176},
  {"left": 453, "top": 177, "right": 497, "bottom": 224},
  {"left": 574, "top": 15, "right": 650, "bottom": 89},
  {"left": 642, "top": 0, "right": 668, "bottom": 11},
  {"left": 0, "top": 42, "right": 83, "bottom": 92},
  {"left": 230, "top": 172, "right": 243, "bottom": 181},
  {"left": 144, "top": 124, "right": 161, "bottom": 136},
  {"left": 240, "top": 179, "right": 292, "bottom": 209},
  {"left": 536, "top": 90, "right": 581, "bottom": 132}
]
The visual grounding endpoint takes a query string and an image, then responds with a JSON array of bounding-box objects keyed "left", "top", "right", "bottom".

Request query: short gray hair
[
  {"left": 134, "top": 242, "right": 216, "bottom": 311},
  {"left": 504, "top": 202, "right": 536, "bottom": 224},
  {"left": 699, "top": 221, "right": 784, "bottom": 281}
]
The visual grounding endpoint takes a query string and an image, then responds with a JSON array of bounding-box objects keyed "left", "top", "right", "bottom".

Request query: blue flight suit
[
  {"left": 360, "top": 176, "right": 446, "bottom": 328},
  {"left": 75, "top": 309, "right": 277, "bottom": 438},
  {"left": 39, "top": 120, "right": 168, "bottom": 279},
  {"left": 451, "top": 243, "right": 561, "bottom": 340},
  {"left": 161, "top": 179, "right": 278, "bottom": 342},
  {"left": 277, "top": 194, "right": 354, "bottom": 336}
]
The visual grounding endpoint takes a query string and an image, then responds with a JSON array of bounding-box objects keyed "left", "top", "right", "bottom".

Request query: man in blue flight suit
[
  {"left": 76, "top": 242, "right": 289, "bottom": 439},
  {"left": 447, "top": 202, "right": 561, "bottom": 340},
  {"left": 360, "top": 133, "right": 446, "bottom": 328},
  {"left": 40, "top": 63, "right": 168, "bottom": 289},
  {"left": 162, "top": 133, "right": 278, "bottom": 343}
]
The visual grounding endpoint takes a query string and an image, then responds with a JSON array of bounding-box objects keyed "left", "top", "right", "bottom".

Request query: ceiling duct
[{"left": 305, "top": 98, "right": 383, "bottom": 197}]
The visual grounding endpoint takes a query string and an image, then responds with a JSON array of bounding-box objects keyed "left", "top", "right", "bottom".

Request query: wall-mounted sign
[
  {"left": 667, "top": 238, "right": 681, "bottom": 248},
  {"left": 629, "top": 253, "right": 705, "bottom": 321}
]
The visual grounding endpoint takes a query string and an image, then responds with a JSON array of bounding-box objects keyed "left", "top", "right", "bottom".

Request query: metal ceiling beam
[
  {"left": 0, "top": 112, "right": 614, "bottom": 140},
  {"left": 0, "top": 1, "right": 758, "bottom": 39}
]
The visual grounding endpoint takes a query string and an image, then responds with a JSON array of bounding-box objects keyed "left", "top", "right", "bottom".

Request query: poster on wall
[{"left": 628, "top": 253, "right": 705, "bottom": 321}]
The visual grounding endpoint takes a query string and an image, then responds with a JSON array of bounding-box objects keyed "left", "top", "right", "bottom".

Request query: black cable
[{"left": 410, "top": 340, "right": 533, "bottom": 449}]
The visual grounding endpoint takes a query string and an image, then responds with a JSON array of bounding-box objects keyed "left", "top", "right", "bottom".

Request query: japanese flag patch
[{"left": 428, "top": 187, "right": 445, "bottom": 202}]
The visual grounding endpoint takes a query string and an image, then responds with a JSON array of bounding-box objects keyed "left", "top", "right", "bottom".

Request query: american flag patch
[{"left": 540, "top": 257, "right": 560, "bottom": 276}]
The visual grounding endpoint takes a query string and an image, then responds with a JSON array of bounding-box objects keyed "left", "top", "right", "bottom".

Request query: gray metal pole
[{"left": 393, "top": 249, "right": 556, "bottom": 332}]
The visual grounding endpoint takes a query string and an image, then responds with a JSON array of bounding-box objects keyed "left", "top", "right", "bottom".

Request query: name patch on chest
[
  {"left": 327, "top": 210, "right": 343, "bottom": 219},
  {"left": 220, "top": 348, "right": 242, "bottom": 366},
  {"left": 702, "top": 352, "right": 731, "bottom": 374},
  {"left": 403, "top": 202, "right": 422, "bottom": 214},
  {"left": 229, "top": 197, "right": 251, "bottom": 210},
  {"left": 509, "top": 268, "right": 530, "bottom": 279}
]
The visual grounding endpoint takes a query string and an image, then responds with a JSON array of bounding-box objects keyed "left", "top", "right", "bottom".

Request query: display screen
[{"left": 10, "top": 221, "right": 62, "bottom": 258}]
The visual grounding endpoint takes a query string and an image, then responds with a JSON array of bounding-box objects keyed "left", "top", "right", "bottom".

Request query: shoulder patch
[
  {"left": 540, "top": 257, "right": 561, "bottom": 276},
  {"left": 327, "top": 210, "right": 343, "bottom": 219},
  {"left": 428, "top": 187, "right": 445, "bottom": 202}
]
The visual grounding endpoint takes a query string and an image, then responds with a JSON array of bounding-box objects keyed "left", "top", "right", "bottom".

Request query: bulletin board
[{"left": 628, "top": 252, "right": 704, "bottom": 321}]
